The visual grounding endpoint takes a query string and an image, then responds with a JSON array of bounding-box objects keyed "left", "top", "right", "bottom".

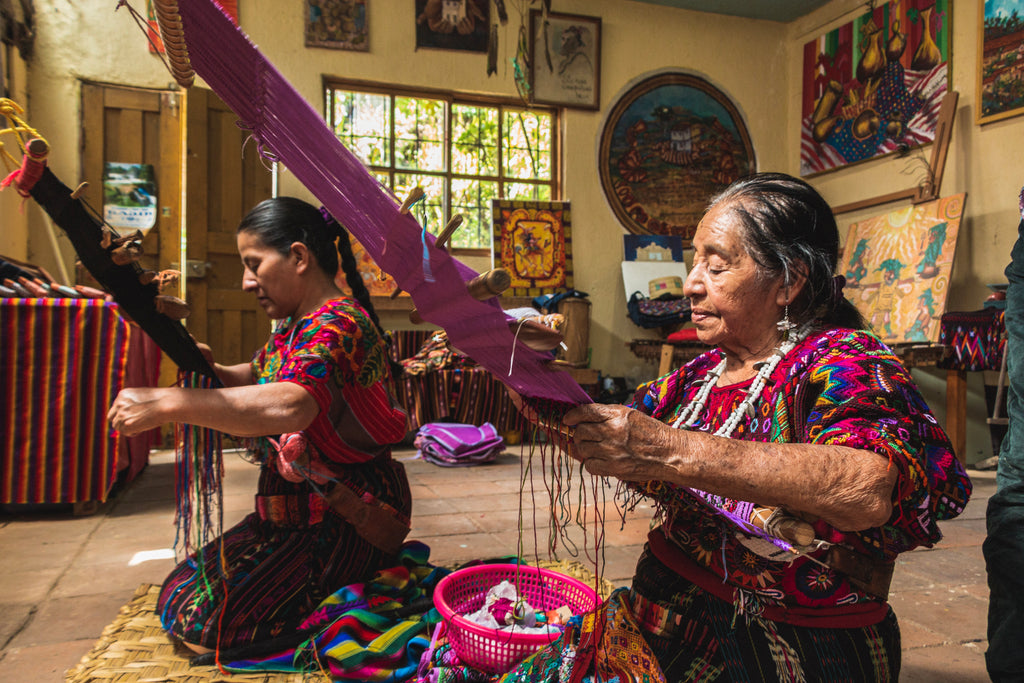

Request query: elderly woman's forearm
[{"left": 662, "top": 434, "right": 897, "bottom": 531}]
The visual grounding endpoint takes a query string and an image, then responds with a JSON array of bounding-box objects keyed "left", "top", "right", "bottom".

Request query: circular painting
[{"left": 598, "top": 72, "right": 756, "bottom": 242}]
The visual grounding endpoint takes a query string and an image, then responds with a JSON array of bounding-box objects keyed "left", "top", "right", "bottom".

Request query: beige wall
[
  {"left": 240, "top": 0, "right": 791, "bottom": 386},
  {"left": 22, "top": 0, "right": 1016, "bottom": 461},
  {"left": 786, "top": 0, "right": 1015, "bottom": 463},
  {"left": 1, "top": 38, "right": 31, "bottom": 261}
]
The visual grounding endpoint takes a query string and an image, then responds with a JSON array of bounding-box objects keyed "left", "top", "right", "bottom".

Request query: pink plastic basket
[{"left": 433, "top": 564, "right": 599, "bottom": 674}]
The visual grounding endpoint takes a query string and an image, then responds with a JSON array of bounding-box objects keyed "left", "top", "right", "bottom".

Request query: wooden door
[
  {"left": 81, "top": 83, "right": 272, "bottom": 373},
  {"left": 81, "top": 82, "right": 181, "bottom": 281},
  {"left": 81, "top": 82, "right": 183, "bottom": 393},
  {"left": 184, "top": 87, "right": 272, "bottom": 366}
]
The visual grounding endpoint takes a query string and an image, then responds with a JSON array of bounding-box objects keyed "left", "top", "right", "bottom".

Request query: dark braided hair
[
  {"left": 236, "top": 197, "right": 384, "bottom": 335},
  {"left": 707, "top": 172, "right": 868, "bottom": 331}
]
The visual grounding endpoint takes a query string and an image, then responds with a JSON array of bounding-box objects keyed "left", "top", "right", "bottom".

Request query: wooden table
[{"left": 628, "top": 339, "right": 967, "bottom": 465}]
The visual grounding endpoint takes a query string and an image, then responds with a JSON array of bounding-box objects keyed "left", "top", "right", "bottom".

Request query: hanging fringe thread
[{"left": 174, "top": 370, "right": 227, "bottom": 585}]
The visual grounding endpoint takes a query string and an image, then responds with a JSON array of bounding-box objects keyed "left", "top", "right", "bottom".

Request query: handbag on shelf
[{"left": 626, "top": 291, "right": 692, "bottom": 329}]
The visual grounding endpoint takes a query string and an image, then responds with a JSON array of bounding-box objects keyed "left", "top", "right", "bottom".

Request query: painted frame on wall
[
  {"left": 414, "top": 0, "right": 490, "bottom": 53},
  {"left": 528, "top": 10, "right": 601, "bottom": 110},
  {"left": 843, "top": 193, "right": 966, "bottom": 345},
  {"left": 492, "top": 199, "right": 573, "bottom": 297},
  {"left": 598, "top": 71, "right": 755, "bottom": 244},
  {"left": 305, "top": 0, "right": 369, "bottom": 51},
  {"left": 978, "top": 0, "right": 1024, "bottom": 124},
  {"left": 800, "top": 0, "right": 951, "bottom": 176}
]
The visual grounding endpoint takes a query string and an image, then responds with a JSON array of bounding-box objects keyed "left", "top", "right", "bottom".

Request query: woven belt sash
[{"left": 256, "top": 486, "right": 410, "bottom": 556}]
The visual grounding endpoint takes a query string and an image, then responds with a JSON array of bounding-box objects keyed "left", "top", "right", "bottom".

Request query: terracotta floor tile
[
  {"left": 9, "top": 592, "right": 129, "bottom": 648},
  {"left": 411, "top": 513, "right": 481, "bottom": 537},
  {"left": 900, "top": 643, "right": 989, "bottom": 682},
  {"left": 0, "top": 638, "right": 99, "bottom": 683},
  {"left": 0, "top": 448, "right": 997, "bottom": 681}
]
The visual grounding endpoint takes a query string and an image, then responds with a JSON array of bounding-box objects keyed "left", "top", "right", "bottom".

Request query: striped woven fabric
[
  {"left": 938, "top": 308, "right": 1005, "bottom": 372},
  {"left": 389, "top": 330, "right": 518, "bottom": 432},
  {"left": 0, "top": 298, "right": 130, "bottom": 504}
]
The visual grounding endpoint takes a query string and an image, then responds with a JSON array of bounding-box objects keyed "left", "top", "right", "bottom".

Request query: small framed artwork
[
  {"left": 978, "top": 1, "right": 1024, "bottom": 124},
  {"left": 528, "top": 10, "right": 601, "bottom": 110},
  {"left": 623, "top": 234, "right": 684, "bottom": 262},
  {"left": 415, "top": 0, "right": 490, "bottom": 53},
  {"left": 306, "top": 0, "right": 369, "bottom": 51},
  {"left": 492, "top": 199, "right": 573, "bottom": 296}
]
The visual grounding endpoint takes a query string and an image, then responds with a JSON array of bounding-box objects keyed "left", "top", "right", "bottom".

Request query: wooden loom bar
[{"left": 153, "top": 0, "right": 195, "bottom": 88}]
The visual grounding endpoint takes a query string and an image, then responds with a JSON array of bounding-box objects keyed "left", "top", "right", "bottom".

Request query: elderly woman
[{"left": 505, "top": 173, "right": 971, "bottom": 682}]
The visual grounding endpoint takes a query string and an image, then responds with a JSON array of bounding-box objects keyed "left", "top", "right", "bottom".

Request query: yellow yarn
[{"left": 0, "top": 98, "right": 48, "bottom": 172}]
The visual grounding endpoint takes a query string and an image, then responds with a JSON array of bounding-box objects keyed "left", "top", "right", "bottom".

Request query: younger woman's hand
[{"left": 108, "top": 387, "right": 170, "bottom": 436}]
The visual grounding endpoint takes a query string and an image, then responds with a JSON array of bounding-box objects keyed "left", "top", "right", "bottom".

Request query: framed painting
[
  {"left": 415, "top": 0, "right": 490, "bottom": 53},
  {"left": 978, "top": 0, "right": 1024, "bottom": 124},
  {"left": 598, "top": 71, "right": 755, "bottom": 243},
  {"left": 305, "top": 0, "right": 369, "bottom": 51},
  {"left": 528, "top": 10, "right": 601, "bottom": 110},
  {"left": 623, "top": 234, "right": 685, "bottom": 262},
  {"left": 800, "top": 0, "right": 951, "bottom": 176},
  {"left": 492, "top": 199, "right": 573, "bottom": 297},
  {"left": 842, "top": 192, "right": 966, "bottom": 345}
]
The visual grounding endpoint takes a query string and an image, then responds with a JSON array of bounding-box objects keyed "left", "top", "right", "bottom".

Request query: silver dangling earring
[{"left": 777, "top": 303, "right": 796, "bottom": 342}]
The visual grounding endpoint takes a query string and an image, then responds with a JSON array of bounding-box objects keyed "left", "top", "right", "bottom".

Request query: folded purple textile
[{"left": 414, "top": 422, "right": 504, "bottom": 467}]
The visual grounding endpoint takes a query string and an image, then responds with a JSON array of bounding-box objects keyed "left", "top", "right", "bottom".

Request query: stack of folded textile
[{"left": 414, "top": 422, "right": 504, "bottom": 467}]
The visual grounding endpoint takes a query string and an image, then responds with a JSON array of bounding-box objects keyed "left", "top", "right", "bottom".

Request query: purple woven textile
[
  {"left": 174, "top": 0, "right": 590, "bottom": 411},
  {"left": 414, "top": 422, "right": 504, "bottom": 467}
]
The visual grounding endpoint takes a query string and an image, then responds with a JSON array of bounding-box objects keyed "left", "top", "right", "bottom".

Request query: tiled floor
[{"left": 0, "top": 447, "right": 994, "bottom": 682}]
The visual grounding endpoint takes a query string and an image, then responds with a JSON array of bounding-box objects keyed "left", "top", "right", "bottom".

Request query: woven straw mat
[
  {"left": 64, "top": 584, "right": 312, "bottom": 683},
  {"left": 66, "top": 561, "right": 613, "bottom": 682}
]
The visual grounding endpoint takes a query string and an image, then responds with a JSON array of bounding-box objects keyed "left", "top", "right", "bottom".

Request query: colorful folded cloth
[{"left": 414, "top": 422, "right": 504, "bottom": 467}]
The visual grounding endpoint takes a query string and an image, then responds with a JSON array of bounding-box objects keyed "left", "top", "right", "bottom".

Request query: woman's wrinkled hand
[
  {"left": 563, "top": 404, "right": 674, "bottom": 482},
  {"left": 107, "top": 387, "right": 169, "bottom": 436}
]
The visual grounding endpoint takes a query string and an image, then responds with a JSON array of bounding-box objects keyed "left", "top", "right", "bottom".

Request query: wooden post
[
  {"left": 946, "top": 368, "right": 967, "bottom": 465},
  {"left": 658, "top": 343, "right": 675, "bottom": 376}
]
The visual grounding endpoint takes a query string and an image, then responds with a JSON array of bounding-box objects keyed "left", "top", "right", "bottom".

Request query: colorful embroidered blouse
[
  {"left": 250, "top": 297, "right": 407, "bottom": 464},
  {"left": 630, "top": 327, "right": 972, "bottom": 612}
]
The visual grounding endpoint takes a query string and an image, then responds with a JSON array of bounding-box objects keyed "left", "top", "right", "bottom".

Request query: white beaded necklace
[{"left": 670, "top": 324, "right": 811, "bottom": 437}]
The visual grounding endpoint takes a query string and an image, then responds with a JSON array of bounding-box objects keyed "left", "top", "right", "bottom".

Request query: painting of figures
[
  {"left": 978, "top": 0, "right": 1024, "bottom": 123},
  {"left": 843, "top": 193, "right": 966, "bottom": 344},
  {"left": 492, "top": 200, "right": 573, "bottom": 296},
  {"left": 305, "top": 0, "right": 368, "bottom": 51},
  {"left": 801, "top": 0, "right": 950, "bottom": 176}
]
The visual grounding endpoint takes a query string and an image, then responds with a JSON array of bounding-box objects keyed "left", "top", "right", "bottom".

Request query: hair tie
[
  {"left": 318, "top": 205, "right": 343, "bottom": 236},
  {"left": 830, "top": 274, "right": 847, "bottom": 309}
]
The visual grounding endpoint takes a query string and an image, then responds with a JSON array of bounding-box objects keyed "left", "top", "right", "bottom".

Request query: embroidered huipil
[
  {"left": 248, "top": 297, "right": 409, "bottom": 528},
  {"left": 631, "top": 328, "right": 971, "bottom": 614},
  {"left": 252, "top": 297, "right": 407, "bottom": 463}
]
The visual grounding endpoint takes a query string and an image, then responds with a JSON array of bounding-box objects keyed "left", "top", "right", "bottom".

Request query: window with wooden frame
[{"left": 324, "top": 78, "right": 560, "bottom": 254}]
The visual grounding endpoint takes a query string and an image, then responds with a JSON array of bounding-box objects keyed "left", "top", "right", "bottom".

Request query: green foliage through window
[{"left": 325, "top": 82, "right": 558, "bottom": 250}]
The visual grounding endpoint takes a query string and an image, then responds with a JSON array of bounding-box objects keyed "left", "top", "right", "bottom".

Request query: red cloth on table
[{"left": 0, "top": 298, "right": 160, "bottom": 504}]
